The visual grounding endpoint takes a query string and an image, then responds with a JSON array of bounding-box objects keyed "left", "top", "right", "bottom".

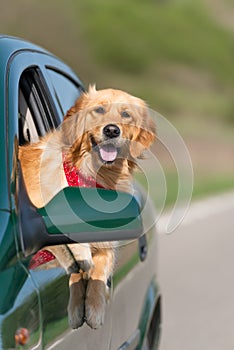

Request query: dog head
[{"left": 62, "top": 86, "right": 156, "bottom": 179}]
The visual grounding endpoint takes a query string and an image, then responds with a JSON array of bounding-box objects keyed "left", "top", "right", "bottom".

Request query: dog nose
[{"left": 103, "top": 124, "right": 120, "bottom": 138}]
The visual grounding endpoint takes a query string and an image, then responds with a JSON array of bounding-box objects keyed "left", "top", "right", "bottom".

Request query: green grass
[
  {"left": 193, "top": 173, "right": 234, "bottom": 199},
  {"left": 136, "top": 169, "right": 234, "bottom": 209},
  {"left": 72, "top": 0, "right": 234, "bottom": 83},
  {"left": 135, "top": 170, "right": 186, "bottom": 209}
]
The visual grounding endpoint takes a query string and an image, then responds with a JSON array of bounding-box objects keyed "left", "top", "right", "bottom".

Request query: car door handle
[{"left": 138, "top": 234, "right": 147, "bottom": 261}]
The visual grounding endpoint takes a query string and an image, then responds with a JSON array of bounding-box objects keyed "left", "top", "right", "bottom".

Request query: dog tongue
[{"left": 99, "top": 144, "right": 118, "bottom": 162}]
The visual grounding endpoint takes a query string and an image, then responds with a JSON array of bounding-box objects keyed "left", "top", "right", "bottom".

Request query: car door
[
  {"left": 110, "top": 224, "right": 158, "bottom": 350},
  {"left": 0, "top": 211, "right": 42, "bottom": 350},
  {"left": 8, "top": 50, "right": 113, "bottom": 350}
]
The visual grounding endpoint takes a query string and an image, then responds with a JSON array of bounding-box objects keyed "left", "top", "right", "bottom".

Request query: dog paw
[
  {"left": 68, "top": 303, "right": 85, "bottom": 329},
  {"left": 77, "top": 259, "right": 94, "bottom": 273},
  {"left": 85, "top": 299, "right": 106, "bottom": 329},
  {"left": 68, "top": 279, "right": 85, "bottom": 329},
  {"left": 66, "top": 258, "right": 94, "bottom": 275},
  {"left": 85, "top": 279, "right": 107, "bottom": 329},
  {"left": 67, "top": 261, "right": 80, "bottom": 274}
]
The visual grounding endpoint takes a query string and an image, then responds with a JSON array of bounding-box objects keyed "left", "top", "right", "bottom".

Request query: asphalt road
[{"left": 157, "top": 191, "right": 234, "bottom": 350}]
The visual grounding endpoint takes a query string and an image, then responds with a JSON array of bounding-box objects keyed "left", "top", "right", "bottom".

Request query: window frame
[{"left": 6, "top": 49, "right": 84, "bottom": 212}]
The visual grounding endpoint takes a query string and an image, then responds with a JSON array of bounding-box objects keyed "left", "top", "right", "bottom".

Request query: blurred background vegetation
[{"left": 1, "top": 0, "right": 234, "bottom": 205}]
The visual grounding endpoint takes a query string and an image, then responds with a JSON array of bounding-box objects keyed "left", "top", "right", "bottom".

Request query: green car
[{"left": 0, "top": 35, "right": 161, "bottom": 350}]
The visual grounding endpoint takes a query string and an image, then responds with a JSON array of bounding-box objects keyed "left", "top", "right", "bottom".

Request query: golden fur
[{"left": 19, "top": 86, "right": 156, "bottom": 329}]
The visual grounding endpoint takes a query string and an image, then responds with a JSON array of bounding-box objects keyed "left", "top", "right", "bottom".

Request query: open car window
[
  {"left": 18, "top": 88, "right": 39, "bottom": 144},
  {"left": 18, "top": 67, "right": 59, "bottom": 145}
]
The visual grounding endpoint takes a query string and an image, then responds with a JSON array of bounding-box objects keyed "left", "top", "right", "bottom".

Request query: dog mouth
[
  {"left": 91, "top": 136, "right": 119, "bottom": 164},
  {"left": 99, "top": 143, "right": 118, "bottom": 163}
]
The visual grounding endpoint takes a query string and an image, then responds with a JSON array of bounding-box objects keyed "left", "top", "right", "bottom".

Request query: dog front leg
[
  {"left": 85, "top": 248, "right": 114, "bottom": 329},
  {"left": 67, "top": 243, "right": 94, "bottom": 276},
  {"left": 45, "top": 245, "right": 79, "bottom": 274}
]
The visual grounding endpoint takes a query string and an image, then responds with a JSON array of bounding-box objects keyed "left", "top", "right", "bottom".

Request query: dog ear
[
  {"left": 63, "top": 93, "right": 87, "bottom": 121},
  {"left": 61, "top": 105, "right": 87, "bottom": 148},
  {"left": 63, "top": 84, "right": 97, "bottom": 121},
  {"left": 88, "top": 84, "right": 97, "bottom": 95},
  {"left": 62, "top": 92, "right": 89, "bottom": 146},
  {"left": 61, "top": 112, "right": 88, "bottom": 166},
  {"left": 130, "top": 111, "right": 156, "bottom": 158}
]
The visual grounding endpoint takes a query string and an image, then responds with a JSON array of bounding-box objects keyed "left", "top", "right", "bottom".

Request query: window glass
[
  {"left": 18, "top": 89, "right": 40, "bottom": 144},
  {"left": 18, "top": 68, "right": 59, "bottom": 145},
  {"left": 47, "top": 69, "right": 82, "bottom": 116}
]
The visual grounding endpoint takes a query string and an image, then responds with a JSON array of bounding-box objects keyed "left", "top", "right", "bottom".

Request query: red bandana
[
  {"left": 29, "top": 249, "right": 56, "bottom": 269},
  {"left": 63, "top": 160, "right": 104, "bottom": 189}
]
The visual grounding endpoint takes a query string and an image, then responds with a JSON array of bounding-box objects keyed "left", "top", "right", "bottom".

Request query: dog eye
[
  {"left": 94, "top": 106, "right": 106, "bottom": 114},
  {"left": 121, "top": 111, "right": 131, "bottom": 118}
]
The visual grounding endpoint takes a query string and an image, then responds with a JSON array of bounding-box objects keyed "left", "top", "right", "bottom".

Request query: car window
[
  {"left": 18, "top": 89, "right": 40, "bottom": 144},
  {"left": 46, "top": 68, "right": 82, "bottom": 116},
  {"left": 18, "top": 68, "right": 59, "bottom": 145}
]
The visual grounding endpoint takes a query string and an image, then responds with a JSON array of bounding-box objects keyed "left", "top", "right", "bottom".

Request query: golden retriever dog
[{"left": 19, "top": 86, "right": 156, "bottom": 329}]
